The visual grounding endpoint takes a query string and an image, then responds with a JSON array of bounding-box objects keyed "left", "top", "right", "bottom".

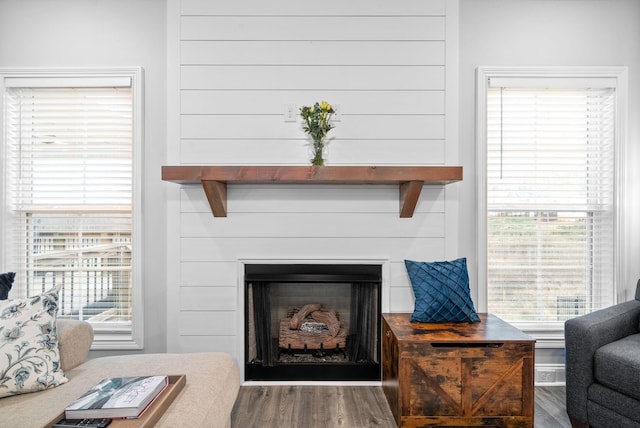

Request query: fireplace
[{"left": 244, "top": 263, "right": 382, "bottom": 381}]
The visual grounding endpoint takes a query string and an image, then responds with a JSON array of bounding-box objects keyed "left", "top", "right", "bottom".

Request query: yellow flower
[{"left": 320, "top": 100, "right": 332, "bottom": 111}]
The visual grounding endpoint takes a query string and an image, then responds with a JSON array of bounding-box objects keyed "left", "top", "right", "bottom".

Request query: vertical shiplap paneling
[{"left": 173, "top": 0, "right": 452, "bottom": 360}]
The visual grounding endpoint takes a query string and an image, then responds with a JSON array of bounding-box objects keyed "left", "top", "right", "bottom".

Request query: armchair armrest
[
  {"left": 57, "top": 319, "right": 94, "bottom": 372},
  {"left": 564, "top": 299, "right": 640, "bottom": 425}
]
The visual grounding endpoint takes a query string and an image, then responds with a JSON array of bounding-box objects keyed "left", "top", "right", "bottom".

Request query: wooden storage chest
[{"left": 382, "top": 313, "right": 535, "bottom": 427}]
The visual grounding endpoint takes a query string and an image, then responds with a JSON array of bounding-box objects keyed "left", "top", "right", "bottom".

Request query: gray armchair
[{"left": 564, "top": 280, "right": 640, "bottom": 428}]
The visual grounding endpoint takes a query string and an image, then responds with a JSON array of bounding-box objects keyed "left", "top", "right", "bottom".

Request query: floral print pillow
[{"left": 0, "top": 287, "right": 68, "bottom": 398}]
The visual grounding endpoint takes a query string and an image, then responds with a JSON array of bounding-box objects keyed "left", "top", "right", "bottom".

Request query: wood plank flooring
[
  {"left": 534, "top": 386, "right": 572, "bottom": 428},
  {"left": 231, "top": 385, "right": 570, "bottom": 428}
]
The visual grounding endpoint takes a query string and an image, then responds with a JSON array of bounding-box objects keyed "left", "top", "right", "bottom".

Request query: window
[
  {"left": 476, "top": 67, "right": 627, "bottom": 337},
  {"left": 0, "top": 69, "right": 143, "bottom": 349}
]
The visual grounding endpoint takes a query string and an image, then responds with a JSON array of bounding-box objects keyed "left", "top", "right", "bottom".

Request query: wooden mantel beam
[{"left": 161, "top": 165, "right": 462, "bottom": 218}]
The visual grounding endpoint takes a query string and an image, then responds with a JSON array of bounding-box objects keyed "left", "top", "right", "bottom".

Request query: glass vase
[{"left": 310, "top": 138, "right": 326, "bottom": 166}]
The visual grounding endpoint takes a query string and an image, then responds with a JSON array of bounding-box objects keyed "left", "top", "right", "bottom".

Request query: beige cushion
[
  {"left": 0, "top": 352, "right": 240, "bottom": 428},
  {"left": 56, "top": 319, "right": 93, "bottom": 372},
  {"left": 0, "top": 287, "right": 68, "bottom": 398}
]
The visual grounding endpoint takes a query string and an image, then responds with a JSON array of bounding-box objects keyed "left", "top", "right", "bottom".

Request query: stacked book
[{"left": 65, "top": 376, "right": 169, "bottom": 419}]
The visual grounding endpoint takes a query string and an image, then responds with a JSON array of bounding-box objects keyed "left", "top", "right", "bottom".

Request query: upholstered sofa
[
  {"left": 564, "top": 280, "right": 640, "bottom": 428},
  {"left": 0, "top": 320, "right": 240, "bottom": 428}
]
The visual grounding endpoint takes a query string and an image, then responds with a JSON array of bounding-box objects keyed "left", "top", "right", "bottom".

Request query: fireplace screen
[{"left": 244, "top": 264, "right": 382, "bottom": 381}]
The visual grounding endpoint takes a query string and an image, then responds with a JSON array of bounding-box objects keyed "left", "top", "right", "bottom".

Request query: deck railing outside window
[{"left": 25, "top": 213, "right": 132, "bottom": 323}]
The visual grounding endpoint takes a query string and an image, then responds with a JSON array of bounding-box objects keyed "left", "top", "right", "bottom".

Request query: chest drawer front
[
  {"left": 400, "top": 341, "right": 533, "bottom": 359},
  {"left": 399, "top": 343, "right": 533, "bottom": 419}
]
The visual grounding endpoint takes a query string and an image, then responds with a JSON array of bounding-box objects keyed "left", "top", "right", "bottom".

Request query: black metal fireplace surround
[{"left": 244, "top": 264, "right": 382, "bottom": 381}]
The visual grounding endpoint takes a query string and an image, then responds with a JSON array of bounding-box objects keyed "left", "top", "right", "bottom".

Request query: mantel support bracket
[
  {"left": 202, "top": 180, "right": 228, "bottom": 217},
  {"left": 201, "top": 179, "right": 424, "bottom": 218},
  {"left": 399, "top": 181, "right": 425, "bottom": 218}
]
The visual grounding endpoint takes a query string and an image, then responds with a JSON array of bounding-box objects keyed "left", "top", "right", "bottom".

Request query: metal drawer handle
[{"left": 430, "top": 342, "right": 504, "bottom": 348}]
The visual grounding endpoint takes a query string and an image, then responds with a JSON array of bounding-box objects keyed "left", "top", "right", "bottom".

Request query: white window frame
[
  {"left": 0, "top": 67, "right": 145, "bottom": 350},
  {"left": 476, "top": 66, "right": 628, "bottom": 345}
]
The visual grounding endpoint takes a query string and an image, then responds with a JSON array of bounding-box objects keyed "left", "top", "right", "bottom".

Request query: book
[{"left": 65, "top": 375, "right": 168, "bottom": 419}]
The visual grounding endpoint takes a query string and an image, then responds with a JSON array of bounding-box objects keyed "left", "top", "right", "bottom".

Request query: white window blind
[
  {"left": 486, "top": 84, "right": 616, "bottom": 324},
  {"left": 4, "top": 85, "right": 134, "bottom": 329}
]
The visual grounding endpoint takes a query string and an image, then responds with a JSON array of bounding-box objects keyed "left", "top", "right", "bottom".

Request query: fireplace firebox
[{"left": 244, "top": 264, "right": 382, "bottom": 381}]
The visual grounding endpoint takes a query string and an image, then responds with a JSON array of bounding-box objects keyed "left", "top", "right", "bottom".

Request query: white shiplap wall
[{"left": 168, "top": 0, "right": 458, "bottom": 368}]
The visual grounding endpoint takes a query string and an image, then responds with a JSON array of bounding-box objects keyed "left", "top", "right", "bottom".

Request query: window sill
[
  {"left": 512, "top": 324, "right": 565, "bottom": 348},
  {"left": 90, "top": 332, "right": 143, "bottom": 351}
]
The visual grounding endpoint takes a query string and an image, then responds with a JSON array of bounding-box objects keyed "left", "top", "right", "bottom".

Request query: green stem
[{"left": 311, "top": 138, "right": 324, "bottom": 166}]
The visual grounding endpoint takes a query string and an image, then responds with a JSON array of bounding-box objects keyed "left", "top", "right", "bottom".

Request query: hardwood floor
[
  {"left": 231, "top": 385, "right": 571, "bottom": 428},
  {"left": 534, "top": 386, "right": 572, "bottom": 428}
]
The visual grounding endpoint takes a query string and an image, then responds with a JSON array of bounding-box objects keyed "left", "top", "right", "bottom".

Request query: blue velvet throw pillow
[{"left": 405, "top": 258, "right": 480, "bottom": 323}]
